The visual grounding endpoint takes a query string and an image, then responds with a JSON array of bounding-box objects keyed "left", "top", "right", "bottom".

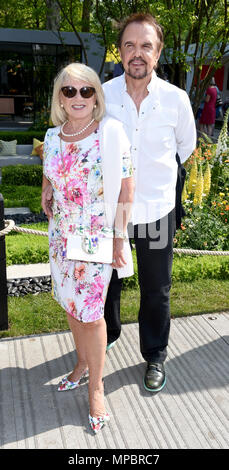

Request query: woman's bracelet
[{"left": 114, "top": 228, "right": 128, "bottom": 241}]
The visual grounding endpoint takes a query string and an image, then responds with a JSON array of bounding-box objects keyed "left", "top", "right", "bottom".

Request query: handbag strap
[{"left": 60, "top": 137, "right": 73, "bottom": 205}]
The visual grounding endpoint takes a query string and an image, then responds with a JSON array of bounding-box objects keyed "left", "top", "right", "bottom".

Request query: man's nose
[{"left": 134, "top": 45, "right": 142, "bottom": 56}]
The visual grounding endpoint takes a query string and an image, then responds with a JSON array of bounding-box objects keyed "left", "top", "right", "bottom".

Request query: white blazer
[
  {"left": 99, "top": 116, "right": 134, "bottom": 279},
  {"left": 44, "top": 118, "right": 134, "bottom": 279}
]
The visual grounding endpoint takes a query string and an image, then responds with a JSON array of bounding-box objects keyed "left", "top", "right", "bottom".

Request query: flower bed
[{"left": 175, "top": 109, "right": 229, "bottom": 251}]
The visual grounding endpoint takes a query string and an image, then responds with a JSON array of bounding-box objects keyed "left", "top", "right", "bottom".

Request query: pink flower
[
  {"left": 83, "top": 276, "right": 104, "bottom": 311},
  {"left": 74, "top": 264, "right": 85, "bottom": 280},
  {"left": 63, "top": 178, "right": 88, "bottom": 207},
  {"left": 67, "top": 300, "right": 77, "bottom": 316}
]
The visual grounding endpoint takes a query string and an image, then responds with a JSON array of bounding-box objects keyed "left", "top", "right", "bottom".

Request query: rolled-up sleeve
[{"left": 175, "top": 90, "right": 197, "bottom": 163}]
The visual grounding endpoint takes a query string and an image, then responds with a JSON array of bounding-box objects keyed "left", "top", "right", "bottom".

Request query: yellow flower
[
  {"left": 188, "top": 157, "right": 198, "bottom": 194},
  {"left": 182, "top": 182, "right": 188, "bottom": 202},
  {"left": 193, "top": 166, "right": 203, "bottom": 206}
]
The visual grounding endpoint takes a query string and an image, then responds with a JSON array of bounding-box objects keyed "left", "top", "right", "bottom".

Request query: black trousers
[{"left": 104, "top": 209, "right": 176, "bottom": 363}]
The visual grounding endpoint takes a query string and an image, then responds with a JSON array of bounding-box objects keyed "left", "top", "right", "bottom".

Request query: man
[
  {"left": 42, "top": 12, "right": 196, "bottom": 393},
  {"left": 103, "top": 13, "right": 196, "bottom": 392}
]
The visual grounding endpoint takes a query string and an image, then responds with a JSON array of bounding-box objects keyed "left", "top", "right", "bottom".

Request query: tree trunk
[
  {"left": 45, "top": 0, "right": 61, "bottom": 30},
  {"left": 82, "top": 0, "right": 92, "bottom": 32}
]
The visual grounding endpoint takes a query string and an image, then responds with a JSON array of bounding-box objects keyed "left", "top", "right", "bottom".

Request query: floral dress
[{"left": 43, "top": 126, "right": 133, "bottom": 323}]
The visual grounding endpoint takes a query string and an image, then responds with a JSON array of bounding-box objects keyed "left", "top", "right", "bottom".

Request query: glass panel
[{"left": 0, "top": 41, "right": 81, "bottom": 121}]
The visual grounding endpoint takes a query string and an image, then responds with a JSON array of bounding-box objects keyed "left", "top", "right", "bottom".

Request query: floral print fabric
[{"left": 43, "top": 126, "right": 132, "bottom": 323}]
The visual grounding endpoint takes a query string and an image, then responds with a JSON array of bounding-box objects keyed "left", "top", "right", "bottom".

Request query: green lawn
[
  {"left": 6, "top": 222, "right": 49, "bottom": 266},
  {"left": 1, "top": 222, "right": 229, "bottom": 339},
  {"left": 0, "top": 279, "right": 228, "bottom": 339}
]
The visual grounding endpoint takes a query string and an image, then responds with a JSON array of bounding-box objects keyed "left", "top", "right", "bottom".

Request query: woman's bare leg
[
  {"left": 67, "top": 314, "right": 107, "bottom": 417},
  {"left": 66, "top": 314, "right": 88, "bottom": 381},
  {"left": 83, "top": 318, "right": 107, "bottom": 417}
]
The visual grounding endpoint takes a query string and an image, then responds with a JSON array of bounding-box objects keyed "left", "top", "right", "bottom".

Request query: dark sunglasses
[{"left": 61, "top": 86, "right": 96, "bottom": 99}]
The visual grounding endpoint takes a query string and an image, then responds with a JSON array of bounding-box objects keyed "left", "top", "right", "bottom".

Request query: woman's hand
[
  {"left": 111, "top": 238, "right": 127, "bottom": 269},
  {"left": 41, "top": 183, "right": 53, "bottom": 220}
]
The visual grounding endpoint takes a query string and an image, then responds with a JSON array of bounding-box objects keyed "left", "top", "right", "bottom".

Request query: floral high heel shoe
[
  {"left": 58, "top": 369, "right": 88, "bottom": 392},
  {"left": 89, "top": 413, "right": 110, "bottom": 434}
]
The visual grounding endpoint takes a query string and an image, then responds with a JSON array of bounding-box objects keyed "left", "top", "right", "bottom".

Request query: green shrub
[
  {"left": 6, "top": 223, "right": 49, "bottom": 266},
  {"left": 172, "top": 253, "right": 229, "bottom": 282},
  {"left": 122, "top": 251, "right": 229, "bottom": 288},
  {"left": 1, "top": 165, "right": 43, "bottom": 186},
  {"left": 5, "top": 224, "right": 229, "bottom": 283},
  {"left": 175, "top": 206, "right": 229, "bottom": 251},
  {"left": 1, "top": 184, "right": 42, "bottom": 213},
  {"left": 0, "top": 130, "right": 45, "bottom": 144}
]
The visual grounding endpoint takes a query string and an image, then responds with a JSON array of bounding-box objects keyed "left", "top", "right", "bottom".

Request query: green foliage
[
  {"left": 1, "top": 0, "right": 228, "bottom": 111},
  {"left": 1, "top": 165, "right": 43, "bottom": 186},
  {"left": 5, "top": 225, "right": 229, "bottom": 282},
  {"left": 0, "top": 131, "right": 45, "bottom": 144},
  {"left": 122, "top": 251, "right": 229, "bottom": 288},
  {"left": 29, "top": 107, "right": 52, "bottom": 131},
  {"left": 1, "top": 184, "right": 42, "bottom": 213},
  {"left": 6, "top": 223, "right": 49, "bottom": 266},
  {"left": 172, "top": 254, "right": 229, "bottom": 282},
  {"left": 1, "top": 165, "right": 43, "bottom": 213},
  {"left": 0, "top": 0, "right": 46, "bottom": 29},
  {"left": 176, "top": 111, "right": 229, "bottom": 252},
  {"left": 175, "top": 206, "right": 229, "bottom": 251}
]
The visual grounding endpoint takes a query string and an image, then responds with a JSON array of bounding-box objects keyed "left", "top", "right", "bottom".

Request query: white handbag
[{"left": 66, "top": 232, "right": 113, "bottom": 264}]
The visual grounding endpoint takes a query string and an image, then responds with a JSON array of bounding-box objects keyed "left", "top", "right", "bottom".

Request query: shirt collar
[
  {"left": 146, "top": 70, "right": 157, "bottom": 93},
  {"left": 121, "top": 70, "right": 158, "bottom": 93}
]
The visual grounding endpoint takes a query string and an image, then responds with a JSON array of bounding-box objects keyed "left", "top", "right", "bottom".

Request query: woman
[
  {"left": 199, "top": 77, "right": 217, "bottom": 136},
  {"left": 42, "top": 63, "right": 134, "bottom": 434}
]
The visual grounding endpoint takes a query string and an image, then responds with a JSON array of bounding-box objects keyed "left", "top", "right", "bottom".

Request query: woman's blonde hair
[{"left": 51, "top": 62, "right": 106, "bottom": 126}]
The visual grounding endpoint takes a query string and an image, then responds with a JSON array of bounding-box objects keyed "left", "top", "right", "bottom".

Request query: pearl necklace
[{"left": 60, "top": 118, "right": 95, "bottom": 137}]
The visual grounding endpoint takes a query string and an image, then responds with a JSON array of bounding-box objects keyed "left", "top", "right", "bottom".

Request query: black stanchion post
[{"left": 0, "top": 193, "right": 8, "bottom": 330}]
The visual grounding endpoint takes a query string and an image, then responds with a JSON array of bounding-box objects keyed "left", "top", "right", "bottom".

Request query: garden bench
[{"left": 0, "top": 144, "right": 42, "bottom": 167}]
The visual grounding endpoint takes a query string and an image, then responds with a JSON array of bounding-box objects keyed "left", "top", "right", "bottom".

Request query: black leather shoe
[{"left": 143, "top": 362, "right": 166, "bottom": 392}]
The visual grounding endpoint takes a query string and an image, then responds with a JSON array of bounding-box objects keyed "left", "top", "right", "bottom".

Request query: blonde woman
[{"left": 42, "top": 63, "right": 134, "bottom": 433}]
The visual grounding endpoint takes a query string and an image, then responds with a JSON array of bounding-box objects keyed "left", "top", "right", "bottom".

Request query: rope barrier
[
  {"left": 173, "top": 248, "right": 229, "bottom": 256},
  {"left": 0, "top": 219, "right": 48, "bottom": 237},
  {"left": 0, "top": 219, "right": 228, "bottom": 255}
]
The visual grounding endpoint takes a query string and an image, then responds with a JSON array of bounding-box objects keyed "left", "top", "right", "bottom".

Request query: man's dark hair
[{"left": 117, "top": 12, "right": 164, "bottom": 51}]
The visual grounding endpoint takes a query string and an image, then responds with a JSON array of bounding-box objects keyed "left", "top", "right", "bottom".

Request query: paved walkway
[{"left": 1, "top": 311, "right": 229, "bottom": 449}]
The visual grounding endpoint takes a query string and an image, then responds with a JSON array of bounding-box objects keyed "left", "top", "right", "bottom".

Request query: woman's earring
[
  {"left": 93, "top": 104, "right": 97, "bottom": 109},
  {"left": 60, "top": 103, "right": 64, "bottom": 108}
]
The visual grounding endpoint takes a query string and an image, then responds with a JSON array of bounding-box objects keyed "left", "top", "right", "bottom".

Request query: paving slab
[
  {"left": 4, "top": 207, "right": 32, "bottom": 216},
  {"left": 7, "top": 263, "right": 50, "bottom": 280},
  {"left": 0, "top": 312, "right": 229, "bottom": 449}
]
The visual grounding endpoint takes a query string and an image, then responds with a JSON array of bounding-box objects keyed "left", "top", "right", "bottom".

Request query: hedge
[
  {"left": 0, "top": 130, "right": 46, "bottom": 144},
  {"left": 122, "top": 251, "right": 229, "bottom": 288},
  {"left": 1, "top": 164, "right": 43, "bottom": 186}
]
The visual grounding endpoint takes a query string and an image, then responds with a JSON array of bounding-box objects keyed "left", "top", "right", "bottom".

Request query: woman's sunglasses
[{"left": 61, "top": 86, "right": 96, "bottom": 99}]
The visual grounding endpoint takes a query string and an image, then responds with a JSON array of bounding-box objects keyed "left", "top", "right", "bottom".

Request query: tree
[
  {"left": 1, "top": 0, "right": 228, "bottom": 112},
  {"left": 151, "top": 0, "right": 229, "bottom": 114},
  {"left": 0, "top": 0, "right": 47, "bottom": 29},
  {"left": 45, "top": 0, "right": 61, "bottom": 30}
]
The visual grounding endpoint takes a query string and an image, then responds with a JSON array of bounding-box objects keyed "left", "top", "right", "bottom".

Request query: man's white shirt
[{"left": 103, "top": 72, "right": 196, "bottom": 225}]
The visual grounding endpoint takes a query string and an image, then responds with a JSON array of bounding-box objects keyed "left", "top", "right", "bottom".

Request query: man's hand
[{"left": 41, "top": 183, "right": 53, "bottom": 219}]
